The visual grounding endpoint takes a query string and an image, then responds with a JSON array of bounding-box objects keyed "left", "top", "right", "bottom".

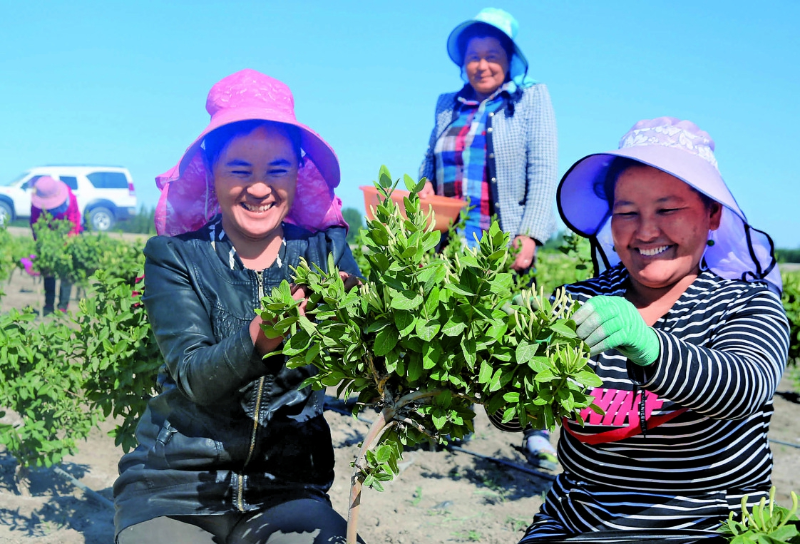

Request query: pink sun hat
[
  {"left": 31, "top": 176, "right": 69, "bottom": 210},
  {"left": 154, "top": 69, "right": 346, "bottom": 236},
  {"left": 557, "top": 117, "right": 781, "bottom": 294}
]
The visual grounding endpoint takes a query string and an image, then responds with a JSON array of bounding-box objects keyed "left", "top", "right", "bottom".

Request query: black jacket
[{"left": 113, "top": 218, "right": 360, "bottom": 535}]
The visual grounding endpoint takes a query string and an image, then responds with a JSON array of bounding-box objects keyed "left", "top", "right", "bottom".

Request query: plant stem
[
  {"left": 347, "top": 410, "right": 396, "bottom": 544},
  {"left": 395, "top": 389, "right": 440, "bottom": 410},
  {"left": 365, "top": 352, "right": 383, "bottom": 392}
]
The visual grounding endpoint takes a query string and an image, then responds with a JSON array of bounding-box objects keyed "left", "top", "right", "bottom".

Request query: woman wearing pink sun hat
[
  {"left": 113, "top": 70, "right": 362, "bottom": 543},
  {"left": 29, "top": 175, "right": 82, "bottom": 314}
]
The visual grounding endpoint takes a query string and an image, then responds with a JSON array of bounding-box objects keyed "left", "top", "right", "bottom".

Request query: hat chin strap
[{"left": 205, "top": 170, "right": 212, "bottom": 223}]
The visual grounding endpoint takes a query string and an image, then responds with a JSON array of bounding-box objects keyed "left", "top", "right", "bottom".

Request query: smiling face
[
  {"left": 463, "top": 36, "right": 509, "bottom": 100},
  {"left": 611, "top": 165, "right": 722, "bottom": 293},
  {"left": 212, "top": 125, "right": 299, "bottom": 243}
]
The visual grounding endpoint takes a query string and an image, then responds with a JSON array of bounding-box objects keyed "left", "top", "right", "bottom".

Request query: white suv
[{"left": 0, "top": 165, "right": 138, "bottom": 231}]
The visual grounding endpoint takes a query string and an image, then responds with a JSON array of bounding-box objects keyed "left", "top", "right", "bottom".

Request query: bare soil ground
[{"left": 1, "top": 261, "right": 798, "bottom": 544}]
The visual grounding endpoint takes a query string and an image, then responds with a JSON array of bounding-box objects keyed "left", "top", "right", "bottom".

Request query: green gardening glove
[{"left": 572, "top": 296, "right": 660, "bottom": 366}]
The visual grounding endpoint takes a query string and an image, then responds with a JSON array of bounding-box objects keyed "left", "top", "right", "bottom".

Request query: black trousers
[
  {"left": 44, "top": 276, "right": 72, "bottom": 311},
  {"left": 117, "top": 498, "right": 364, "bottom": 544}
]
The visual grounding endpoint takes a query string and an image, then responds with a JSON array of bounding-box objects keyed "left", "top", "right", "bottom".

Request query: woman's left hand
[
  {"left": 511, "top": 235, "right": 537, "bottom": 272},
  {"left": 573, "top": 296, "right": 660, "bottom": 366},
  {"left": 289, "top": 284, "right": 311, "bottom": 316},
  {"left": 339, "top": 271, "right": 362, "bottom": 291}
]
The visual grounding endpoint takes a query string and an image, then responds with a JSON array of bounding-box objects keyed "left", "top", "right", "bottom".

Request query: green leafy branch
[
  {"left": 259, "top": 166, "right": 602, "bottom": 543},
  {"left": 719, "top": 487, "right": 799, "bottom": 543}
]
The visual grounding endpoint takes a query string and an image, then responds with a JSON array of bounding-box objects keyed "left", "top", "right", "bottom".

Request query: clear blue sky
[{"left": 1, "top": 1, "right": 798, "bottom": 246}]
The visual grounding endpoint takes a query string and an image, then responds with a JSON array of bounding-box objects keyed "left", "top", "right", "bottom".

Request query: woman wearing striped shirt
[{"left": 509, "top": 117, "right": 788, "bottom": 541}]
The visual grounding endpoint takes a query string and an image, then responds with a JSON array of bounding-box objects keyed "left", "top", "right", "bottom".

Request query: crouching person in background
[{"left": 30, "top": 175, "right": 82, "bottom": 314}]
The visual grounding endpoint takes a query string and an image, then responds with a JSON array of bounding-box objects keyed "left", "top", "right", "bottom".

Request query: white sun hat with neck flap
[{"left": 557, "top": 117, "right": 781, "bottom": 294}]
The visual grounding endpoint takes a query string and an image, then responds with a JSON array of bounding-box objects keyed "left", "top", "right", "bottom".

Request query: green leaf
[
  {"left": 575, "top": 370, "right": 603, "bottom": 388},
  {"left": 431, "top": 410, "right": 447, "bottom": 431},
  {"left": 424, "top": 287, "right": 440, "bottom": 317},
  {"left": 373, "top": 327, "right": 399, "bottom": 356},
  {"left": 489, "top": 272, "right": 514, "bottom": 295},
  {"left": 462, "top": 338, "right": 477, "bottom": 369},
  {"left": 403, "top": 174, "right": 417, "bottom": 192},
  {"left": 478, "top": 360, "right": 494, "bottom": 384},
  {"left": 375, "top": 445, "right": 393, "bottom": 463},
  {"left": 415, "top": 319, "right": 440, "bottom": 342},
  {"left": 423, "top": 343, "right": 442, "bottom": 370},
  {"left": 527, "top": 356, "right": 551, "bottom": 373},
  {"left": 421, "top": 231, "right": 442, "bottom": 254},
  {"left": 378, "top": 165, "right": 393, "bottom": 188},
  {"left": 444, "top": 282, "right": 475, "bottom": 297},
  {"left": 407, "top": 356, "right": 423, "bottom": 382},
  {"left": 549, "top": 320, "right": 578, "bottom": 339},
  {"left": 366, "top": 319, "right": 392, "bottom": 334},
  {"left": 501, "top": 406, "right": 517, "bottom": 424},
  {"left": 535, "top": 369, "right": 558, "bottom": 382},
  {"left": 503, "top": 392, "right": 520, "bottom": 403},
  {"left": 390, "top": 290, "right": 423, "bottom": 311},
  {"left": 515, "top": 340, "right": 539, "bottom": 365},
  {"left": 394, "top": 311, "right": 416, "bottom": 337},
  {"left": 442, "top": 313, "right": 468, "bottom": 337},
  {"left": 459, "top": 251, "right": 480, "bottom": 268},
  {"left": 486, "top": 392, "right": 506, "bottom": 415},
  {"left": 488, "top": 368, "right": 503, "bottom": 392}
]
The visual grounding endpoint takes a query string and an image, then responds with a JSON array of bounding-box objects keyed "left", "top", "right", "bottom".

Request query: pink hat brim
[
  {"left": 155, "top": 146, "right": 346, "bottom": 237},
  {"left": 154, "top": 107, "right": 346, "bottom": 237},
  {"left": 31, "top": 178, "right": 69, "bottom": 210},
  {"left": 176, "top": 107, "right": 340, "bottom": 189}
]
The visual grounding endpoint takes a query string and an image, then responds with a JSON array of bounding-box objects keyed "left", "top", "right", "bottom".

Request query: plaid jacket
[{"left": 419, "top": 83, "right": 558, "bottom": 244}]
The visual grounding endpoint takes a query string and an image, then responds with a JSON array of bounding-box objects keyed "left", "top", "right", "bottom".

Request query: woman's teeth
[
  {"left": 638, "top": 245, "right": 670, "bottom": 257},
  {"left": 241, "top": 202, "right": 274, "bottom": 213}
]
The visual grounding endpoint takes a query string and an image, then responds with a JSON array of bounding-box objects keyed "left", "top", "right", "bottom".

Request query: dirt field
[{"left": 1, "top": 259, "right": 799, "bottom": 544}]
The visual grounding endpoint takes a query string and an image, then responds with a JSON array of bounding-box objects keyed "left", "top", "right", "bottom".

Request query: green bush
[
  {"left": 0, "top": 240, "right": 163, "bottom": 468},
  {"left": 782, "top": 271, "right": 800, "bottom": 366},
  {"left": 72, "top": 269, "right": 163, "bottom": 453},
  {"left": 0, "top": 226, "right": 36, "bottom": 300},
  {"left": 0, "top": 308, "right": 98, "bottom": 468},
  {"left": 31, "top": 214, "right": 143, "bottom": 287},
  {"left": 534, "top": 233, "right": 593, "bottom": 296}
]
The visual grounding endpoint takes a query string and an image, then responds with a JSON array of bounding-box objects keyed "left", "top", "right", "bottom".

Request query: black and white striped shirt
[{"left": 519, "top": 266, "right": 789, "bottom": 540}]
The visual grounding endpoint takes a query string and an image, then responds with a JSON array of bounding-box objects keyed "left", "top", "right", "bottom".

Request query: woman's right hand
[
  {"left": 418, "top": 181, "right": 435, "bottom": 199},
  {"left": 573, "top": 296, "right": 660, "bottom": 366}
]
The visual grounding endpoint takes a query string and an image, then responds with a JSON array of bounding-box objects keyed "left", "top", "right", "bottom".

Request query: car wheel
[
  {"left": 88, "top": 207, "right": 115, "bottom": 231},
  {"left": 0, "top": 201, "right": 12, "bottom": 226}
]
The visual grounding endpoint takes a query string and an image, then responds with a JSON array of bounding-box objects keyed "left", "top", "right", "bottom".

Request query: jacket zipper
[{"left": 237, "top": 269, "right": 267, "bottom": 512}]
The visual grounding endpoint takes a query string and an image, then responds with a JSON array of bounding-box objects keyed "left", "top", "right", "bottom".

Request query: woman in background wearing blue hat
[{"left": 418, "top": 7, "right": 559, "bottom": 469}]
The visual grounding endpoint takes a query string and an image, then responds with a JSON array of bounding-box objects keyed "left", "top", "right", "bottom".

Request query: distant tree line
[{"left": 777, "top": 249, "right": 800, "bottom": 263}]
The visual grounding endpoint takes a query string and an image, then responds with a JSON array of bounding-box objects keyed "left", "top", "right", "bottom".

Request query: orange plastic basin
[{"left": 359, "top": 185, "right": 467, "bottom": 232}]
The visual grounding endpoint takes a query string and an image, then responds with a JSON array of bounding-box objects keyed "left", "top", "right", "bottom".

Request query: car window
[
  {"left": 24, "top": 175, "right": 44, "bottom": 190},
  {"left": 59, "top": 176, "right": 79, "bottom": 190},
  {"left": 4, "top": 172, "right": 29, "bottom": 186},
  {"left": 87, "top": 172, "right": 128, "bottom": 189}
]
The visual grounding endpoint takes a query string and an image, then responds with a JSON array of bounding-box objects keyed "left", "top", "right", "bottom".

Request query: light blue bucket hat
[{"left": 446, "top": 8, "right": 534, "bottom": 88}]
